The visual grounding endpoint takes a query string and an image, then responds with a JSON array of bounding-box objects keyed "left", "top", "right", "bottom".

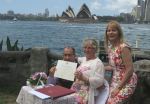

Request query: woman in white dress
[{"left": 71, "top": 38, "right": 107, "bottom": 104}]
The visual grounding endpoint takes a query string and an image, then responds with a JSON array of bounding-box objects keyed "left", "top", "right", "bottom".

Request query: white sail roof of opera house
[
  {"left": 61, "top": 6, "right": 75, "bottom": 18},
  {"left": 76, "top": 3, "right": 91, "bottom": 18}
]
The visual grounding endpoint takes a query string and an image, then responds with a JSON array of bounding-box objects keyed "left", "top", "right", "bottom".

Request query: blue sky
[{"left": 0, "top": 0, "right": 137, "bottom": 16}]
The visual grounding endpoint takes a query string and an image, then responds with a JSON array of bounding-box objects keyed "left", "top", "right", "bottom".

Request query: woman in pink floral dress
[{"left": 104, "top": 21, "right": 137, "bottom": 104}]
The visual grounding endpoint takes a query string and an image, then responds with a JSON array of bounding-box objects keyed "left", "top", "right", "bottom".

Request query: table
[{"left": 16, "top": 86, "right": 77, "bottom": 104}]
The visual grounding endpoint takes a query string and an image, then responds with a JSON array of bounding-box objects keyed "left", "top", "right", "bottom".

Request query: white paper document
[
  {"left": 29, "top": 90, "right": 50, "bottom": 99},
  {"left": 55, "top": 60, "right": 77, "bottom": 81}
]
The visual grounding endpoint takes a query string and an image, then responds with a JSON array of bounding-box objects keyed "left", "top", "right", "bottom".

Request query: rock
[
  {"left": 134, "top": 60, "right": 150, "bottom": 72},
  {"left": 130, "top": 60, "right": 150, "bottom": 104}
]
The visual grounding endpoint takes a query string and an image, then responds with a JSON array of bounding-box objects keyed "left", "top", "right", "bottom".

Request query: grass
[
  {"left": 0, "top": 93, "right": 17, "bottom": 104},
  {"left": 0, "top": 84, "right": 21, "bottom": 104}
]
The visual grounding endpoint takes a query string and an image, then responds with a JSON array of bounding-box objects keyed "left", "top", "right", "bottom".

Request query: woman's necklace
[
  {"left": 111, "top": 42, "right": 120, "bottom": 51},
  {"left": 111, "top": 47, "right": 115, "bottom": 51}
]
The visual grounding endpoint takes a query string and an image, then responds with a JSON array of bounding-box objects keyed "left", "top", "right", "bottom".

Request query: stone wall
[{"left": 0, "top": 47, "right": 62, "bottom": 86}]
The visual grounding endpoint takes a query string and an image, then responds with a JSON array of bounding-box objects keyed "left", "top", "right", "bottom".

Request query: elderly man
[{"left": 47, "top": 46, "right": 77, "bottom": 88}]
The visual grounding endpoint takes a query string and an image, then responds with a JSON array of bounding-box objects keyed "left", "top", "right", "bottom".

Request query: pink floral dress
[{"left": 107, "top": 43, "right": 137, "bottom": 104}]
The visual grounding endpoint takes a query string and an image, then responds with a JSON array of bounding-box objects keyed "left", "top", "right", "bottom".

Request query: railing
[{"left": 98, "top": 41, "right": 150, "bottom": 62}]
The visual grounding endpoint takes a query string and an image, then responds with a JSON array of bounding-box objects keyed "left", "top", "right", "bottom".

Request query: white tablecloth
[{"left": 16, "top": 86, "right": 77, "bottom": 104}]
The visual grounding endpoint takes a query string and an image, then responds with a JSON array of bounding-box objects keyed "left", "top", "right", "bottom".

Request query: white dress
[{"left": 71, "top": 57, "right": 104, "bottom": 104}]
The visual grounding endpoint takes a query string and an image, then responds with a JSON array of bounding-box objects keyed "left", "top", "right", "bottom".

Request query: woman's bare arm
[{"left": 117, "top": 47, "right": 134, "bottom": 89}]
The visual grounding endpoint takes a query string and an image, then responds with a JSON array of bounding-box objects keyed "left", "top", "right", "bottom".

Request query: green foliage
[
  {"left": 0, "top": 84, "right": 20, "bottom": 104},
  {"left": 1, "top": 36, "right": 31, "bottom": 51},
  {"left": 97, "top": 16, "right": 124, "bottom": 22},
  {"left": 0, "top": 36, "right": 27, "bottom": 51},
  {"left": 6, "top": 36, "right": 24, "bottom": 51},
  {"left": 21, "top": 46, "right": 24, "bottom": 51},
  {"left": 0, "top": 39, "right": 3, "bottom": 51},
  {"left": 6, "top": 36, "right": 12, "bottom": 51}
]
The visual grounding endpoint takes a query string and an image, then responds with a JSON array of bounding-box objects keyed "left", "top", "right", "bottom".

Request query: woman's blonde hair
[{"left": 104, "top": 20, "right": 124, "bottom": 48}]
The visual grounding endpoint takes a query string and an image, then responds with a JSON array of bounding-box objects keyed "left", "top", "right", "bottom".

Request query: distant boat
[
  {"left": 9, "top": 17, "right": 18, "bottom": 24},
  {"left": 59, "top": 18, "right": 68, "bottom": 23},
  {"left": 134, "top": 22, "right": 138, "bottom": 24},
  {"left": 13, "top": 17, "right": 17, "bottom": 21}
]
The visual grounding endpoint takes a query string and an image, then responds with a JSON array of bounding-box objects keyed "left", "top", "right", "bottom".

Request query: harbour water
[{"left": 0, "top": 21, "right": 150, "bottom": 55}]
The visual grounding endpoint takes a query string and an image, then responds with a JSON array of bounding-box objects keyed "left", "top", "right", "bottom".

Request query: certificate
[{"left": 54, "top": 60, "right": 77, "bottom": 81}]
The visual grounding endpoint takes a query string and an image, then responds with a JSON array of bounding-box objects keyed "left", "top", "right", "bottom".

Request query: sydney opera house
[{"left": 59, "top": 4, "right": 98, "bottom": 23}]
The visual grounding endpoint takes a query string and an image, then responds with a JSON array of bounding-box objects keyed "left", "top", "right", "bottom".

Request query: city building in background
[
  {"left": 131, "top": 0, "right": 150, "bottom": 23},
  {"left": 144, "top": 0, "right": 150, "bottom": 22}
]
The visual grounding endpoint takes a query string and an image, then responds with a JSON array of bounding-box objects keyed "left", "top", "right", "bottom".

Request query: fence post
[{"left": 30, "top": 47, "right": 49, "bottom": 73}]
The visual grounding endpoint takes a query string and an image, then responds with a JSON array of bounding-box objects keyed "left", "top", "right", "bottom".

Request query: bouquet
[{"left": 27, "top": 72, "right": 48, "bottom": 86}]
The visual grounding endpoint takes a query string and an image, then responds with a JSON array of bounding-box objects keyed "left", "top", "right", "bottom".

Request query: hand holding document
[{"left": 54, "top": 60, "right": 77, "bottom": 81}]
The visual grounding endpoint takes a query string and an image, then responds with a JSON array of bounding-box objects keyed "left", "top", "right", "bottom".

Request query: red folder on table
[{"left": 36, "top": 85, "right": 75, "bottom": 99}]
